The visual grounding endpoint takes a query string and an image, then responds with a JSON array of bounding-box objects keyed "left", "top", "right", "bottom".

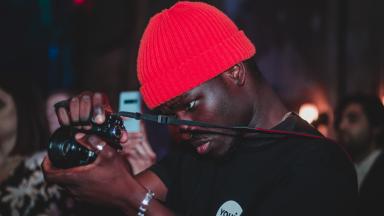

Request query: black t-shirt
[{"left": 150, "top": 114, "right": 358, "bottom": 216}]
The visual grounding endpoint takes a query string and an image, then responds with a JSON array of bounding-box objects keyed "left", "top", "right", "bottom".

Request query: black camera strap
[
  {"left": 117, "top": 111, "right": 325, "bottom": 140},
  {"left": 54, "top": 100, "right": 324, "bottom": 140}
]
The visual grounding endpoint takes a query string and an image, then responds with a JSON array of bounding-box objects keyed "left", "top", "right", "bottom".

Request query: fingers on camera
[
  {"left": 87, "top": 135, "right": 106, "bottom": 152},
  {"left": 92, "top": 93, "right": 105, "bottom": 125},
  {"left": 56, "top": 92, "right": 101, "bottom": 129},
  {"left": 79, "top": 94, "right": 92, "bottom": 123},
  {"left": 70, "top": 97, "right": 80, "bottom": 124},
  {"left": 57, "top": 107, "right": 71, "bottom": 126},
  {"left": 86, "top": 135, "right": 116, "bottom": 159},
  {"left": 69, "top": 95, "right": 92, "bottom": 129}
]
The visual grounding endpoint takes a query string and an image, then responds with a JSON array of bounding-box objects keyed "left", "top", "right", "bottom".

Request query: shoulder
[
  {"left": 360, "top": 151, "right": 384, "bottom": 191},
  {"left": 302, "top": 138, "right": 352, "bottom": 170},
  {"left": 278, "top": 113, "right": 352, "bottom": 165}
]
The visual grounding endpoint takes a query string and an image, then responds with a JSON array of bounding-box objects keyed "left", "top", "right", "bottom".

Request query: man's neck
[
  {"left": 354, "top": 142, "right": 378, "bottom": 164},
  {"left": 248, "top": 85, "right": 288, "bottom": 129}
]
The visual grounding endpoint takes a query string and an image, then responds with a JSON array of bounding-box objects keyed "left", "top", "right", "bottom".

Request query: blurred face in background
[
  {"left": 0, "top": 88, "right": 17, "bottom": 162},
  {"left": 338, "top": 103, "right": 373, "bottom": 161},
  {"left": 46, "top": 92, "right": 70, "bottom": 134}
]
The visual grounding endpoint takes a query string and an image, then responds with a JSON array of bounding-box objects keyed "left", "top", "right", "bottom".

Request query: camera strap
[
  {"left": 54, "top": 100, "right": 324, "bottom": 140},
  {"left": 118, "top": 111, "right": 325, "bottom": 140}
]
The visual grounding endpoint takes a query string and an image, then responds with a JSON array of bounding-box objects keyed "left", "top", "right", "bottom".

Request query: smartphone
[{"left": 119, "top": 91, "right": 141, "bottom": 132}]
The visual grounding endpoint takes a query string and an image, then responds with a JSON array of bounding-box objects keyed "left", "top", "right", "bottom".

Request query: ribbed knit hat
[{"left": 137, "top": 1, "right": 256, "bottom": 109}]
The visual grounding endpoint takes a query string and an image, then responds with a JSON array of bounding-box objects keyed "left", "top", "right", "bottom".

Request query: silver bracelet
[{"left": 137, "top": 190, "right": 155, "bottom": 216}]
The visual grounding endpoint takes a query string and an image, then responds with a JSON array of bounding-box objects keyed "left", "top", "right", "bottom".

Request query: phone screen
[{"left": 119, "top": 91, "right": 141, "bottom": 132}]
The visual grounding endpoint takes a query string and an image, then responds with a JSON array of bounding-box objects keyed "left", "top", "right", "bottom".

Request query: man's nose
[
  {"left": 175, "top": 110, "right": 192, "bottom": 122},
  {"left": 174, "top": 111, "right": 194, "bottom": 138}
]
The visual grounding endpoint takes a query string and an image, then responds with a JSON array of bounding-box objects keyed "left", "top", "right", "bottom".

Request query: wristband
[{"left": 137, "top": 190, "right": 155, "bottom": 216}]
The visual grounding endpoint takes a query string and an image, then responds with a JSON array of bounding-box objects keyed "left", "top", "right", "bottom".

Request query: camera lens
[{"left": 48, "top": 127, "right": 97, "bottom": 169}]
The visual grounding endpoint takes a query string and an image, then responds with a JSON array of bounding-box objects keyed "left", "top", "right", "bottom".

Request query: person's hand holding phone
[
  {"left": 120, "top": 122, "right": 156, "bottom": 175},
  {"left": 119, "top": 91, "right": 157, "bottom": 175}
]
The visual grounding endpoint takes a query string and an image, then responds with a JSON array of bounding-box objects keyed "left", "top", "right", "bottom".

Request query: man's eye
[{"left": 185, "top": 100, "right": 197, "bottom": 112}]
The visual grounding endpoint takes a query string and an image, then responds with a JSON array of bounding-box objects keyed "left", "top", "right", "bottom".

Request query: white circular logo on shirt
[{"left": 216, "top": 200, "right": 243, "bottom": 216}]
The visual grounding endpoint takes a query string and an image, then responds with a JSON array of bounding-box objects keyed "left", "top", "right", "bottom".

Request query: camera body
[{"left": 48, "top": 114, "right": 125, "bottom": 169}]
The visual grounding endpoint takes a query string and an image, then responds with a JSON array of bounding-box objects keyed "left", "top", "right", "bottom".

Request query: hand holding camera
[
  {"left": 48, "top": 113, "right": 125, "bottom": 168},
  {"left": 47, "top": 92, "right": 126, "bottom": 168},
  {"left": 42, "top": 92, "right": 144, "bottom": 209}
]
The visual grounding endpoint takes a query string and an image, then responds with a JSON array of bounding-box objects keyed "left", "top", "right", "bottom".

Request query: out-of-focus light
[
  {"left": 73, "top": 0, "right": 85, "bottom": 6},
  {"left": 299, "top": 103, "right": 319, "bottom": 123},
  {"left": 381, "top": 96, "right": 384, "bottom": 106}
]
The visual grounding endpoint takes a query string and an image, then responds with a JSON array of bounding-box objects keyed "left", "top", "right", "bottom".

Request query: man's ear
[{"left": 224, "top": 63, "right": 246, "bottom": 86}]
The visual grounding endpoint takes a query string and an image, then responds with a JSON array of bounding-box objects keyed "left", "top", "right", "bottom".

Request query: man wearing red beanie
[{"left": 43, "top": 1, "right": 357, "bottom": 215}]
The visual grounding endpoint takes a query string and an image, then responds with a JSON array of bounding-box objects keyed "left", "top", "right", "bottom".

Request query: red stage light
[{"left": 73, "top": 0, "right": 85, "bottom": 6}]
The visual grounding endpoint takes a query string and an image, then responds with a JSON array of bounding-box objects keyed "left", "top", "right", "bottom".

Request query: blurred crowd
[{"left": 1, "top": 71, "right": 383, "bottom": 215}]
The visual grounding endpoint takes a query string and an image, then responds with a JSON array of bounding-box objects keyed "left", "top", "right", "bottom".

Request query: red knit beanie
[{"left": 137, "top": 1, "right": 256, "bottom": 109}]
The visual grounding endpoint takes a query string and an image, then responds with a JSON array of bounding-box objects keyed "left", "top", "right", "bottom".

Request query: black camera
[{"left": 48, "top": 114, "right": 125, "bottom": 169}]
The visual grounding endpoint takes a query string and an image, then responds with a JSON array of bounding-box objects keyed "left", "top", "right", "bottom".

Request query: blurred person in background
[
  {"left": 120, "top": 122, "right": 157, "bottom": 175},
  {"left": 0, "top": 74, "right": 76, "bottom": 216},
  {"left": 335, "top": 93, "right": 384, "bottom": 216}
]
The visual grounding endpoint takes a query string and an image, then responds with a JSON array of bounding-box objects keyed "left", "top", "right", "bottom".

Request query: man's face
[
  {"left": 158, "top": 74, "right": 252, "bottom": 157},
  {"left": 337, "top": 103, "right": 373, "bottom": 159}
]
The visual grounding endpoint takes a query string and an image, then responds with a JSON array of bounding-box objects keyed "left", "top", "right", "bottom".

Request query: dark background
[{"left": 1, "top": 0, "right": 383, "bottom": 120}]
